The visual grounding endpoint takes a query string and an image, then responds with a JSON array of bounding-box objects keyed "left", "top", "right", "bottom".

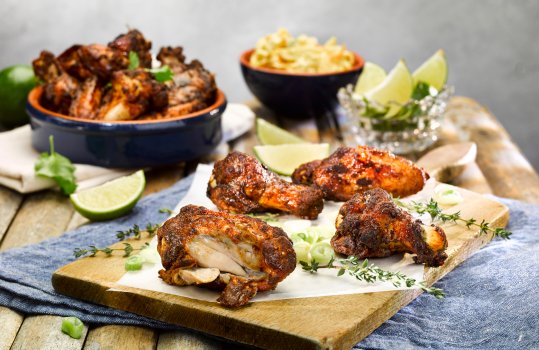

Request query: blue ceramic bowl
[
  {"left": 27, "top": 86, "right": 226, "bottom": 168},
  {"left": 240, "top": 49, "right": 364, "bottom": 119}
]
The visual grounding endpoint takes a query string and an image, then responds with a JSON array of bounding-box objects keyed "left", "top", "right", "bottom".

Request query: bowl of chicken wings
[{"left": 27, "top": 30, "right": 226, "bottom": 168}]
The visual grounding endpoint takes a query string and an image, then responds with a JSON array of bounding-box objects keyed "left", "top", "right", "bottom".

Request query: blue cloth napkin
[{"left": 0, "top": 174, "right": 537, "bottom": 349}]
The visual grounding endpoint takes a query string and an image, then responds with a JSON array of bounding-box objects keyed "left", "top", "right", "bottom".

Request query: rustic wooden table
[{"left": 1, "top": 97, "right": 538, "bottom": 350}]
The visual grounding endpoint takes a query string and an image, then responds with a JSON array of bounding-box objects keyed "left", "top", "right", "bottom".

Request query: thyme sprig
[
  {"left": 74, "top": 222, "right": 160, "bottom": 258},
  {"left": 394, "top": 198, "right": 512, "bottom": 239},
  {"left": 116, "top": 223, "right": 160, "bottom": 241},
  {"left": 300, "top": 257, "right": 445, "bottom": 299},
  {"left": 159, "top": 207, "right": 174, "bottom": 215},
  {"left": 73, "top": 242, "right": 149, "bottom": 258}
]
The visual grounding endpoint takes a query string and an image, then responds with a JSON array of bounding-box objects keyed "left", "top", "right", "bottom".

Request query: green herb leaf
[
  {"left": 123, "top": 243, "right": 134, "bottom": 257},
  {"left": 74, "top": 221, "right": 159, "bottom": 259},
  {"left": 159, "top": 207, "right": 174, "bottom": 215},
  {"left": 128, "top": 50, "right": 173, "bottom": 82},
  {"left": 147, "top": 65, "right": 174, "bottom": 83},
  {"left": 34, "top": 135, "right": 77, "bottom": 195},
  {"left": 411, "top": 81, "right": 434, "bottom": 100},
  {"left": 300, "top": 256, "right": 444, "bottom": 298},
  {"left": 128, "top": 51, "right": 140, "bottom": 70},
  {"left": 394, "top": 197, "right": 512, "bottom": 239},
  {"left": 146, "top": 223, "right": 160, "bottom": 236}
]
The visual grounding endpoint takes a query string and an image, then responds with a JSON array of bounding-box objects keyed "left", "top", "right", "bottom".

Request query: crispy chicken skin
[
  {"left": 32, "top": 51, "right": 80, "bottom": 114},
  {"left": 154, "top": 47, "right": 217, "bottom": 118},
  {"left": 207, "top": 151, "right": 324, "bottom": 219},
  {"left": 68, "top": 76, "right": 103, "bottom": 119},
  {"left": 108, "top": 29, "right": 153, "bottom": 69},
  {"left": 57, "top": 44, "right": 129, "bottom": 82},
  {"left": 157, "top": 205, "right": 296, "bottom": 307},
  {"left": 332, "top": 188, "right": 448, "bottom": 267},
  {"left": 292, "top": 146, "right": 429, "bottom": 201},
  {"left": 97, "top": 69, "right": 167, "bottom": 121}
]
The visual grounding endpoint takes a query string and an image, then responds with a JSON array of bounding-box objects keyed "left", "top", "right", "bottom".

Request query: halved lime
[
  {"left": 256, "top": 118, "right": 307, "bottom": 145},
  {"left": 354, "top": 62, "right": 387, "bottom": 95},
  {"left": 412, "top": 49, "right": 448, "bottom": 91},
  {"left": 365, "top": 59, "right": 413, "bottom": 116},
  {"left": 253, "top": 143, "right": 330, "bottom": 176},
  {"left": 70, "top": 170, "right": 146, "bottom": 221}
]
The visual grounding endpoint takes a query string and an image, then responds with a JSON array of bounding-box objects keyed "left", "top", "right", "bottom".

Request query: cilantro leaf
[
  {"left": 34, "top": 135, "right": 77, "bottom": 195},
  {"left": 127, "top": 51, "right": 173, "bottom": 83},
  {"left": 128, "top": 51, "right": 140, "bottom": 70},
  {"left": 147, "top": 65, "right": 174, "bottom": 83}
]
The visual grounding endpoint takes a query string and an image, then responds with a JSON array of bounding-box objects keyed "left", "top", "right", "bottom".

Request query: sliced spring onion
[
  {"left": 310, "top": 241, "right": 334, "bottom": 265},
  {"left": 290, "top": 232, "right": 308, "bottom": 244},
  {"left": 61, "top": 316, "right": 84, "bottom": 339},
  {"left": 293, "top": 240, "right": 311, "bottom": 263},
  {"left": 433, "top": 184, "right": 463, "bottom": 206},
  {"left": 306, "top": 226, "right": 335, "bottom": 242},
  {"left": 282, "top": 220, "right": 311, "bottom": 235},
  {"left": 138, "top": 245, "right": 160, "bottom": 265},
  {"left": 125, "top": 255, "right": 145, "bottom": 271},
  {"left": 303, "top": 229, "right": 319, "bottom": 244}
]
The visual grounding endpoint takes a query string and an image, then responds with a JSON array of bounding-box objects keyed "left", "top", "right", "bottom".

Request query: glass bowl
[{"left": 338, "top": 85, "right": 453, "bottom": 154}]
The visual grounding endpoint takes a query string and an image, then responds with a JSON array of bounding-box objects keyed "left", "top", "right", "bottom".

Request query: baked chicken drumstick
[
  {"left": 292, "top": 146, "right": 429, "bottom": 201},
  {"left": 157, "top": 205, "right": 296, "bottom": 307},
  {"left": 332, "top": 188, "right": 448, "bottom": 267},
  {"left": 207, "top": 151, "right": 324, "bottom": 219}
]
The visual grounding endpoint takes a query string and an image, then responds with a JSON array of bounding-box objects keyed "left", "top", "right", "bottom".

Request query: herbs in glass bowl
[{"left": 338, "top": 50, "right": 453, "bottom": 154}]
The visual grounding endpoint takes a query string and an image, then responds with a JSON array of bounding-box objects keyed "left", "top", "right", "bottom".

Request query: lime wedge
[
  {"left": 412, "top": 49, "right": 448, "bottom": 91},
  {"left": 354, "top": 62, "right": 387, "bottom": 95},
  {"left": 365, "top": 60, "right": 413, "bottom": 116},
  {"left": 70, "top": 170, "right": 146, "bottom": 221},
  {"left": 256, "top": 118, "right": 308, "bottom": 145},
  {"left": 253, "top": 143, "right": 330, "bottom": 176}
]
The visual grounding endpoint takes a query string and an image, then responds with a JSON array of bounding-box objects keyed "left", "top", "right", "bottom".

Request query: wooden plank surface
[
  {"left": 83, "top": 325, "right": 157, "bottom": 350},
  {"left": 0, "top": 191, "right": 74, "bottom": 251},
  {"left": 0, "top": 187, "right": 22, "bottom": 245},
  {"left": 445, "top": 97, "right": 539, "bottom": 203},
  {"left": 10, "top": 315, "right": 88, "bottom": 350},
  {"left": 157, "top": 331, "right": 220, "bottom": 350},
  {"left": 51, "top": 185, "right": 509, "bottom": 350},
  {"left": 0, "top": 307, "right": 23, "bottom": 350}
]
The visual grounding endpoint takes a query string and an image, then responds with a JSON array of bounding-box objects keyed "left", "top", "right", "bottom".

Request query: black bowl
[
  {"left": 240, "top": 49, "right": 364, "bottom": 119},
  {"left": 27, "top": 87, "right": 226, "bottom": 168}
]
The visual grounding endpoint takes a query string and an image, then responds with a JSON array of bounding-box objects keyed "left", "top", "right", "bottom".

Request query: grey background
[{"left": 1, "top": 0, "right": 538, "bottom": 169}]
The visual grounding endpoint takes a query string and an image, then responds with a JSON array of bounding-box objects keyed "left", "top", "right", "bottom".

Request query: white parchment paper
[{"left": 116, "top": 164, "right": 435, "bottom": 303}]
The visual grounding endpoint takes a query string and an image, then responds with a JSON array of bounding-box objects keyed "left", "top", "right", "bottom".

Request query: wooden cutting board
[{"left": 52, "top": 186, "right": 509, "bottom": 350}]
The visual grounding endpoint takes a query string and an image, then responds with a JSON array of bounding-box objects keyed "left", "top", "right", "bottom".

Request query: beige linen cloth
[{"left": 0, "top": 103, "right": 254, "bottom": 193}]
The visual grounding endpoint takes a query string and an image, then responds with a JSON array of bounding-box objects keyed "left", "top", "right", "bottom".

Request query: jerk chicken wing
[
  {"left": 154, "top": 47, "right": 217, "bottom": 118},
  {"left": 97, "top": 69, "right": 168, "bottom": 121},
  {"left": 157, "top": 205, "right": 296, "bottom": 307},
  {"left": 332, "top": 188, "right": 448, "bottom": 267},
  {"left": 68, "top": 76, "right": 103, "bottom": 119},
  {"left": 292, "top": 146, "right": 429, "bottom": 201},
  {"left": 57, "top": 44, "right": 129, "bottom": 82},
  {"left": 207, "top": 151, "right": 324, "bottom": 219},
  {"left": 108, "top": 29, "right": 153, "bottom": 69},
  {"left": 32, "top": 51, "right": 80, "bottom": 114}
]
